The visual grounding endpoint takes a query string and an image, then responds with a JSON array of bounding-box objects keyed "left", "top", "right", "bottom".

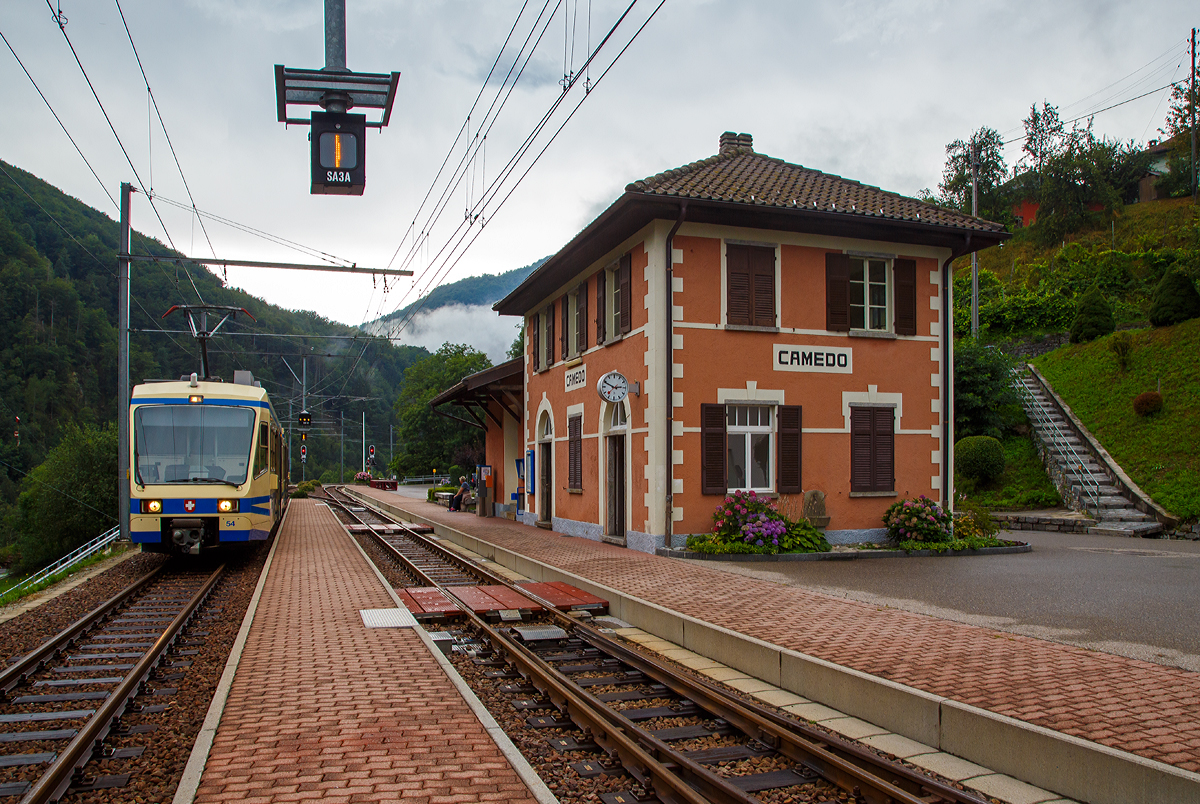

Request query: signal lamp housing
[
  {"left": 217, "top": 499, "right": 238, "bottom": 513},
  {"left": 140, "top": 499, "right": 163, "bottom": 514},
  {"left": 311, "top": 112, "right": 366, "bottom": 196}
]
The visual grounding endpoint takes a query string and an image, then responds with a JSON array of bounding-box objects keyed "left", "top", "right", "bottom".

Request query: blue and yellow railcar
[{"left": 129, "top": 372, "right": 288, "bottom": 554}]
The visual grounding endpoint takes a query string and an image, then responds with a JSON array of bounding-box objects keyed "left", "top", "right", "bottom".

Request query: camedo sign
[
  {"left": 773, "top": 344, "right": 853, "bottom": 374},
  {"left": 565, "top": 363, "right": 587, "bottom": 392}
]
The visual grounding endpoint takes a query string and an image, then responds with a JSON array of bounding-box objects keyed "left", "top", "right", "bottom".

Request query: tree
[
  {"left": 938, "top": 127, "right": 1010, "bottom": 223},
  {"left": 954, "top": 339, "right": 1018, "bottom": 440},
  {"left": 390, "top": 343, "right": 491, "bottom": 477},
  {"left": 1022, "top": 102, "right": 1065, "bottom": 176},
  {"left": 10, "top": 423, "right": 118, "bottom": 572},
  {"left": 1070, "top": 285, "right": 1115, "bottom": 343},
  {"left": 1160, "top": 61, "right": 1200, "bottom": 140},
  {"left": 507, "top": 323, "right": 525, "bottom": 360},
  {"left": 1148, "top": 271, "right": 1200, "bottom": 327}
]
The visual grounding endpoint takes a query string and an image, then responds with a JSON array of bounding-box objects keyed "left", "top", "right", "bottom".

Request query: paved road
[{"left": 697, "top": 530, "right": 1200, "bottom": 672}]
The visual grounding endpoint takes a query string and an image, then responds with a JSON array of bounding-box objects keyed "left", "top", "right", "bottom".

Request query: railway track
[
  {"left": 0, "top": 562, "right": 225, "bottom": 803},
  {"left": 327, "top": 488, "right": 991, "bottom": 804}
]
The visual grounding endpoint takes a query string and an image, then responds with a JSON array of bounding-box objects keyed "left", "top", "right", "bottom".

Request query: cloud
[{"left": 385, "top": 303, "right": 520, "bottom": 365}]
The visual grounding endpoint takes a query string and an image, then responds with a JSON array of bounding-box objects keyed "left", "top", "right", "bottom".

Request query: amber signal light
[{"left": 188, "top": 395, "right": 204, "bottom": 404}]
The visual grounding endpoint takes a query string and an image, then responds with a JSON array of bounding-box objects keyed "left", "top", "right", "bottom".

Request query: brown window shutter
[
  {"left": 750, "top": 246, "right": 776, "bottom": 327},
  {"left": 568, "top": 415, "right": 582, "bottom": 490},
  {"left": 618, "top": 253, "right": 632, "bottom": 334},
  {"left": 849, "top": 406, "right": 873, "bottom": 492},
  {"left": 545, "top": 305, "right": 554, "bottom": 366},
  {"left": 826, "top": 253, "right": 851, "bottom": 332},
  {"left": 777, "top": 405, "right": 802, "bottom": 494},
  {"left": 873, "top": 407, "right": 895, "bottom": 492},
  {"left": 560, "top": 295, "right": 568, "bottom": 358},
  {"left": 596, "top": 270, "right": 606, "bottom": 345},
  {"left": 726, "top": 244, "right": 751, "bottom": 326},
  {"left": 894, "top": 258, "right": 917, "bottom": 336},
  {"left": 531, "top": 314, "right": 540, "bottom": 373},
  {"left": 700, "top": 403, "right": 727, "bottom": 495},
  {"left": 577, "top": 284, "right": 588, "bottom": 353}
]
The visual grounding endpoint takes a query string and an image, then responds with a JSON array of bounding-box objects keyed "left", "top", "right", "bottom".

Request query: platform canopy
[{"left": 429, "top": 358, "right": 523, "bottom": 430}]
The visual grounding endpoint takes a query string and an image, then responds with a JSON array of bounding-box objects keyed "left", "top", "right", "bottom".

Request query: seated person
[{"left": 448, "top": 476, "right": 470, "bottom": 511}]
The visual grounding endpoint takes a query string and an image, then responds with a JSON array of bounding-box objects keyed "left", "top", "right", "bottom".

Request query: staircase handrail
[
  {"left": 5, "top": 525, "right": 121, "bottom": 599},
  {"left": 1012, "top": 366, "right": 1103, "bottom": 513}
]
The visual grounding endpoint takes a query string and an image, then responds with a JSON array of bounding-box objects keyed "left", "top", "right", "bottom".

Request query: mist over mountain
[{"left": 361, "top": 257, "right": 546, "bottom": 362}]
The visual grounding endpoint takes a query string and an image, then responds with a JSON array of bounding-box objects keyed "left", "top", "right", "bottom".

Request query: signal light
[
  {"left": 188, "top": 395, "right": 203, "bottom": 404},
  {"left": 140, "top": 499, "right": 163, "bottom": 514},
  {"left": 217, "top": 499, "right": 238, "bottom": 513},
  {"left": 298, "top": 410, "right": 312, "bottom": 429},
  {"left": 301, "top": 432, "right": 307, "bottom": 441}
]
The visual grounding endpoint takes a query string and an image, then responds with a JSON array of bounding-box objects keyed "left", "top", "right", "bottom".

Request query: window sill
[
  {"left": 848, "top": 329, "right": 897, "bottom": 340},
  {"left": 727, "top": 490, "right": 778, "bottom": 498},
  {"left": 724, "top": 324, "right": 779, "bottom": 333},
  {"left": 564, "top": 356, "right": 583, "bottom": 368},
  {"left": 849, "top": 490, "right": 897, "bottom": 497},
  {"left": 567, "top": 488, "right": 583, "bottom": 495}
]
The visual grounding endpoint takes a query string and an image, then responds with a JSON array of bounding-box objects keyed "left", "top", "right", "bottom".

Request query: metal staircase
[{"left": 1014, "top": 370, "right": 1163, "bottom": 537}]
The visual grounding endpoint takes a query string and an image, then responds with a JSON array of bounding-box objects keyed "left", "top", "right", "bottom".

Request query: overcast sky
[{"left": 2, "top": 1, "right": 1196, "bottom": 346}]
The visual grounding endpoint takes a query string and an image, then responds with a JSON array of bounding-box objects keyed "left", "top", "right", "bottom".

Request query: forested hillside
[{"left": 0, "top": 159, "right": 429, "bottom": 561}]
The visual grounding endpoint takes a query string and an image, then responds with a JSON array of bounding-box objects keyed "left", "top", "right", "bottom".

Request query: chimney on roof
[{"left": 720, "top": 131, "right": 753, "bottom": 155}]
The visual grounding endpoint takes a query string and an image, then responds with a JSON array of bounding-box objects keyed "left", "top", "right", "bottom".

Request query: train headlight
[
  {"left": 141, "top": 500, "right": 162, "bottom": 514},
  {"left": 217, "top": 499, "right": 238, "bottom": 513}
]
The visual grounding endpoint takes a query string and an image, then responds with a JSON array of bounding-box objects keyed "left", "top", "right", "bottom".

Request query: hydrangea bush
[
  {"left": 882, "top": 495, "right": 954, "bottom": 543},
  {"left": 687, "top": 490, "right": 830, "bottom": 555}
]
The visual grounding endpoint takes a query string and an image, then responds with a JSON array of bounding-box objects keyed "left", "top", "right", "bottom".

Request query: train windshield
[{"left": 134, "top": 405, "right": 256, "bottom": 486}]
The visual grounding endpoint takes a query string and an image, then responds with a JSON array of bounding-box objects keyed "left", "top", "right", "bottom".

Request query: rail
[
  {"left": 20, "top": 564, "right": 226, "bottom": 804},
  {"left": 5, "top": 526, "right": 121, "bottom": 601},
  {"left": 336, "top": 486, "right": 989, "bottom": 804},
  {"left": 400, "top": 474, "right": 442, "bottom": 485},
  {"left": 1013, "top": 366, "right": 1102, "bottom": 513}
]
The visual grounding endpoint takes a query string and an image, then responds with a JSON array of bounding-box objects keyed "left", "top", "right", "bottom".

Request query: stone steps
[{"left": 1015, "top": 372, "right": 1163, "bottom": 538}]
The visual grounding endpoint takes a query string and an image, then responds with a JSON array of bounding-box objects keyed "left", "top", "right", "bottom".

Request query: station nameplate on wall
[
  {"left": 773, "top": 344, "right": 853, "bottom": 374},
  {"left": 565, "top": 363, "right": 587, "bottom": 392}
]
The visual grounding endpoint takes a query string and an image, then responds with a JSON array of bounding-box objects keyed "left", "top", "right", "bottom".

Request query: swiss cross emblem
[{"left": 184, "top": 499, "right": 196, "bottom": 513}]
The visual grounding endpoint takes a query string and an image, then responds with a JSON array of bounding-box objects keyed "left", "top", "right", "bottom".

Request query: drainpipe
[
  {"left": 664, "top": 201, "right": 687, "bottom": 548},
  {"left": 942, "top": 235, "right": 972, "bottom": 510}
]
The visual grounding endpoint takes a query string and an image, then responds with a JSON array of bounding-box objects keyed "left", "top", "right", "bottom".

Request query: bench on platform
[{"left": 434, "top": 490, "right": 476, "bottom": 511}]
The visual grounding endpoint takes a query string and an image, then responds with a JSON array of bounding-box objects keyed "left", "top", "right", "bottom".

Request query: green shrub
[
  {"left": 1148, "top": 271, "right": 1200, "bottom": 327},
  {"left": 1069, "top": 286, "right": 1115, "bottom": 343},
  {"left": 954, "top": 339, "right": 1019, "bottom": 439},
  {"left": 955, "top": 436, "right": 1006, "bottom": 482},
  {"left": 290, "top": 488, "right": 308, "bottom": 499},
  {"left": 780, "top": 519, "right": 831, "bottom": 553},
  {"left": 427, "top": 484, "right": 456, "bottom": 502},
  {"left": 1133, "top": 391, "right": 1163, "bottom": 417},
  {"left": 954, "top": 499, "right": 1001, "bottom": 540},
  {"left": 883, "top": 496, "right": 954, "bottom": 543},
  {"left": 1108, "top": 330, "right": 1134, "bottom": 370}
]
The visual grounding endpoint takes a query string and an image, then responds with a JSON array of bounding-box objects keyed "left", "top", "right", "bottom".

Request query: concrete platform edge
[
  {"left": 344, "top": 518, "right": 560, "bottom": 804},
  {"left": 172, "top": 503, "right": 290, "bottom": 804},
  {"left": 346, "top": 489, "right": 1200, "bottom": 804}
]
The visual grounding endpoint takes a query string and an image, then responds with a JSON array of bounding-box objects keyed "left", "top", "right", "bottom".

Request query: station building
[{"left": 444, "top": 133, "right": 1007, "bottom": 552}]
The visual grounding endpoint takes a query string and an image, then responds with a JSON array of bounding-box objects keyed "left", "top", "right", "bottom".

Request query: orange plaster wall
[
  {"left": 673, "top": 235, "right": 942, "bottom": 534},
  {"left": 525, "top": 241, "right": 651, "bottom": 530}
]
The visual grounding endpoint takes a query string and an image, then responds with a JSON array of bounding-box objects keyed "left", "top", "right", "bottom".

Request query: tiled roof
[{"left": 625, "top": 132, "right": 1005, "bottom": 234}]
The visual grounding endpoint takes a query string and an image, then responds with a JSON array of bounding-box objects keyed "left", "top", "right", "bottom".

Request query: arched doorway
[
  {"left": 604, "top": 403, "right": 627, "bottom": 545},
  {"left": 537, "top": 412, "right": 554, "bottom": 525}
]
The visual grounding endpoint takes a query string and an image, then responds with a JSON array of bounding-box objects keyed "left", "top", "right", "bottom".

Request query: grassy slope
[
  {"left": 957, "top": 434, "right": 1061, "bottom": 511},
  {"left": 1033, "top": 318, "right": 1200, "bottom": 519}
]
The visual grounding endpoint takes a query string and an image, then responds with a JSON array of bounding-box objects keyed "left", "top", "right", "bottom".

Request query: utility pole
[
  {"left": 1191, "top": 27, "right": 1196, "bottom": 202},
  {"left": 361, "top": 411, "right": 366, "bottom": 473},
  {"left": 117, "top": 183, "right": 132, "bottom": 544},
  {"left": 389, "top": 424, "right": 393, "bottom": 479},
  {"left": 970, "top": 143, "right": 980, "bottom": 339},
  {"left": 301, "top": 357, "right": 307, "bottom": 482},
  {"left": 340, "top": 411, "right": 344, "bottom": 482},
  {"left": 288, "top": 398, "right": 293, "bottom": 481}
]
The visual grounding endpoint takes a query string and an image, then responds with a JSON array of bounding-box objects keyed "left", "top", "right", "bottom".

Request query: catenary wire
[{"left": 0, "top": 27, "right": 119, "bottom": 212}]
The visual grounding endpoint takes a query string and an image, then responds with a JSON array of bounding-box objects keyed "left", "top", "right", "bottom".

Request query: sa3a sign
[{"left": 772, "top": 344, "right": 853, "bottom": 374}]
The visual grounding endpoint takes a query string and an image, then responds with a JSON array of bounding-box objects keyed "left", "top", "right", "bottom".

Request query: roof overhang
[
  {"left": 429, "top": 358, "right": 524, "bottom": 431},
  {"left": 494, "top": 192, "right": 1009, "bottom": 316}
]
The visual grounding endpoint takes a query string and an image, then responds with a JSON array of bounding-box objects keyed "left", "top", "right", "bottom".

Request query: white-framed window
[
  {"left": 541, "top": 414, "right": 554, "bottom": 440},
  {"left": 726, "top": 405, "right": 773, "bottom": 492},
  {"left": 849, "top": 257, "right": 890, "bottom": 331},
  {"left": 610, "top": 404, "right": 627, "bottom": 429}
]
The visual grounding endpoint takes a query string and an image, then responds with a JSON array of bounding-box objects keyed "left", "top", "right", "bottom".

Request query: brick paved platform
[
  {"left": 192, "top": 500, "right": 539, "bottom": 804},
  {"left": 357, "top": 488, "right": 1200, "bottom": 775}
]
